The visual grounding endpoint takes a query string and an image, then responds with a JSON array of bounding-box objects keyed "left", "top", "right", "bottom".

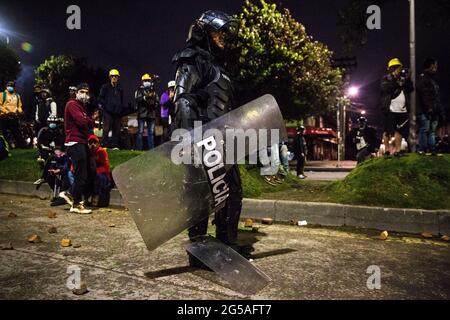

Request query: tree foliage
[
  {"left": 0, "top": 43, "right": 21, "bottom": 89},
  {"left": 35, "top": 55, "right": 106, "bottom": 112},
  {"left": 229, "top": 0, "right": 343, "bottom": 120}
]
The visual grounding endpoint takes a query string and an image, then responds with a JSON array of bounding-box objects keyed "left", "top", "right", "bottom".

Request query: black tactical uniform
[{"left": 172, "top": 11, "right": 243, "bottom": 258}]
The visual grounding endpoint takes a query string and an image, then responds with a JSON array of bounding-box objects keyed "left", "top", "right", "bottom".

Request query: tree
[
  {"left": 0, "top": 43, "right": 21, "bottom": 89},
  {"left": 35, "top": 55, "right": 106, "bottom": 113},
  {"left": 228, "top": 0, "right": 344, "bottom": 120}
]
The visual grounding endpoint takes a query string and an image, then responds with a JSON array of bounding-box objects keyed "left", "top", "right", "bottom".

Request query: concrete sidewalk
[
  {"left": 296, "top": 171, "right": 350, "bottom": 181},
  {"left": 1, "top": 194, "right": 450, "bottom": 300},
  {"left": 1, "top": 179, "right": 448, "bottom": 236},
  {"left": 292, "top": 160, "right": 356, "bottom": 180},
  {"left": 304, "top": 160, "right": 357, "bottom": 172}
]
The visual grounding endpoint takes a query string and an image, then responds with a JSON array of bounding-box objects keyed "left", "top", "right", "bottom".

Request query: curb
[
  {"left": 1, "top": 179, "right": 449, "bottom": 236},
  {"left": 242, "top": 199, "right": 450, "bottom": 236},
  {"left": 304, "top": 167, "right": 354, "bottom": 173}
]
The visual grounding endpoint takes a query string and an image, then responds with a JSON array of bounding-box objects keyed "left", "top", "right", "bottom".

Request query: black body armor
[
  {"left": 172, "top": 47, "right": 234, "bottom": 128},
  {"left": 172, "top": 11, "right": 242, "bottom": 248}
]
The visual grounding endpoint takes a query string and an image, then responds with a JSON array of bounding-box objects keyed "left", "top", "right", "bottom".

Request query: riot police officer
[{"left": 172, "top": 11, "right": 245, "bottom": 267}]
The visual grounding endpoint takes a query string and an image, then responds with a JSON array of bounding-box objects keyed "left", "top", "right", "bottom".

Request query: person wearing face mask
[
  {"left": 98, "top": 69, "right": 124, "bottom": 150},
  {"left": 0, "top": 81, "right": 25, "bottom": 148},
  {"left": 34, "top": 87, "right": 57, "bottom": 136},
  {"left": 35, "top": 115, "right": 65, "bottom": 166},
  {"left": 60, "top": 83, "right": 99, "bottom": 214},
  {"left": 350, "top": 117, "right": 380, "bottom": 164},
  {"left": 134, "top": 73, "right": 159, "bottom": 150}
]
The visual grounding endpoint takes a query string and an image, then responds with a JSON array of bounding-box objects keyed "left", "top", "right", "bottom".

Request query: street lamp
[
  {"left": 347, "top": 86, "right": 359, "bottom": 98},
  {"left": 0, "top": 24, "right": 11, "bottom": 45},
  {"left": 337, "top": 86, "right": 359, "bottom": 168}
]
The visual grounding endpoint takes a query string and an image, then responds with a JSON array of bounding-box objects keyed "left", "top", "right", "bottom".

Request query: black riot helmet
[{"left": 187, "top": 10, "right": 238, "bottom": 52}]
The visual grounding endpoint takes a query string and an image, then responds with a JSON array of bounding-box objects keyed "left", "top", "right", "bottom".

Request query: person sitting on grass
[
  {"left": 34, "top": 147, "right": 73, "bottom": 207},
  {"left": 35, "top": 115, "right": 65, "bottom": 166},
  {"left": 86, "top": 134, "right": 111, "bottom": 207}
]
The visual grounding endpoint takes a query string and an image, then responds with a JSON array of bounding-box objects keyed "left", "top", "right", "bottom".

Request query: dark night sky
[{"left": 0, "top": 0, "right": 448, "bottom": 127}]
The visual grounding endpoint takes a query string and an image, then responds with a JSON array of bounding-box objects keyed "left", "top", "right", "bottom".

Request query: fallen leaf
[
  {"left": 48, "top": 226, "right": 58, "bottom": 234},
  {"left": 261, "top": 218, "right": 273, "bottom": 225},
  {"left": 60, "top": 239, "right": 72, "bottom": 247},
  {"left": 421, "top": 232, "right": 433, "bottom": 239},
  {"left": 379, "top": 231, "right": 389, "bottom": 241},
  {"left": 48, "top": 211, "right": 57, "bottom": 219},
  {"left": 244, "top": 219, "right": 253, "bottom": 228},
  {"left": 28, "top": 235, "right": 42, "bottom": 243},
  {"left": 441, "top": 235, "right": 449, "bottom": 242},
  {"left": 72, "top": 283, "right": 89, "bottom": 295},
  {"left": 8, "top": 212, "right": 17, "bottom": 218}
]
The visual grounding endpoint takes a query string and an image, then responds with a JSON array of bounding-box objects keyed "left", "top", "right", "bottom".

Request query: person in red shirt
[{"left": 87, "top": 134, "right": 111, "bottom": 207}]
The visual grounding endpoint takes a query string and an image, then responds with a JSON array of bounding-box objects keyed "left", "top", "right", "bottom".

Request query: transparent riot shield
[
  {"left": 113, "top": 94, "right": 287, "bottom": 252},
  {"left": 186, "top": 236, "right": 271, "bottom": 295}
]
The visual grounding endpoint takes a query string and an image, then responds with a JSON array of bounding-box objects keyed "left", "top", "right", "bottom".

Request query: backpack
[{"left": 0, "top": 134, "right": 11, "bottom": 161}]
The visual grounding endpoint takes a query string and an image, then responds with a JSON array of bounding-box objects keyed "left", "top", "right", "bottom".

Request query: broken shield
[
  {"left": 186, "top": 236, "right": 271, "bottom": 295},
  {"left": 113, "top": 94, "right": 287, "bottom": 252}
]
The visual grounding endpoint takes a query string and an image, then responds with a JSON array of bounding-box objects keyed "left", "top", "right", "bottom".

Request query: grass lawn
[
  {"left": 242, "top": 153, "right": 450, "bottom": 210},
  {"left": 0, "top": 149, "right": 143, "bottom": 182},
  {"left": 1, "top": 149, "right": 449, "bottom": 210}
]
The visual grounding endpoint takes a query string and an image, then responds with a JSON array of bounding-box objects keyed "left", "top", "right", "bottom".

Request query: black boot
[{"left": 230, "top": 244, "right": 255, "bottom": 260}]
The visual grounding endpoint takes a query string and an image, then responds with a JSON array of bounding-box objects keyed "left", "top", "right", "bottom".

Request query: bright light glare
[{"left": 348, "top": 86, "right": 359, "bottom": 97}]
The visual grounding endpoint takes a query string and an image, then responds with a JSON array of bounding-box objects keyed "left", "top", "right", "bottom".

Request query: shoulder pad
[
  {"left": 172, "top": 48, "right": 199, "bottom": 64},
  {"left": 172, "top": 47, "right": 213, "bottom": 65}
]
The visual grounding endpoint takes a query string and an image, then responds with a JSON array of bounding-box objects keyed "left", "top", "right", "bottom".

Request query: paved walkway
[
  {"left": 305, "top": 160, "right": 357, "bottom": 170},
  {"left": 1, "top": 194, "right": 449, "bottom": 300},
  {"left": 299, "top": 171, "right": 350, "bottom": 181}
]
